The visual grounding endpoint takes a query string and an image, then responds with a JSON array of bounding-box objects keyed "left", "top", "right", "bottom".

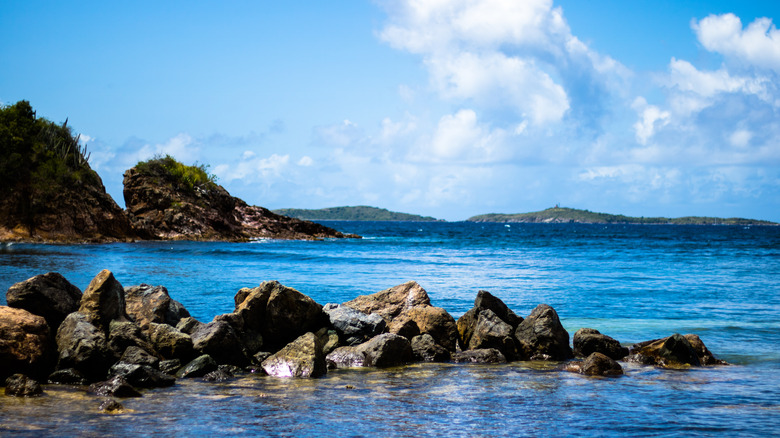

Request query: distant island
[
  {"left": 273, "top": 206, "right": 441, "bottom": 222},
  {"left": 467, "top": 207, "right": 777, "bottom": 225}
]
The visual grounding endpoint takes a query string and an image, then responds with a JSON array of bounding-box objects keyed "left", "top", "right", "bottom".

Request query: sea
[{"left": 1, "top": 221, "right": 779, "bottom": 437}]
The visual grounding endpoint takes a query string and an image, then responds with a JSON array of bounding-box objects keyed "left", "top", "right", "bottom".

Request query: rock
[
  {"left": 79, "top": 270, "right": 129, "bottom": 331},
  {"left": 411, "top": 334, "right": 450, "bottom": 362},
  {"left": 213, "top": 312, "right": 264, "bottom": 356},
  {"left": 451, "top": 349, "right": 507, "bottom": 364},
  {"left": 321, "top": 329, "right": 340, "bottom": 356},
  {"left": 158, "top": 359, "right": 182, "bottom": 375},
  {"left": 119, "top": 346, "right": 160, "bottom": 368},
  {"left": 467, "top": 309, "right": 518, "bottom": 360},
  {"left": 514, "top": 304, "right": 573, "bottom": 361},
  {"left": 323, "top": 303, "right": 386, "bottom": 345},
  {"left": 457, "top": 290, "right": 523, "bottom": 350},
  {"left": 99, "top": 399, "right": 124, "bottom": 413},
  {"left": 107, "top": 320, "right": 155, "bottom": 360},
  {"left": 580, "top": 352, "right": 623, "bottom": 376},
  {"left": 0, "top": 306, "right": 53, "bottom": 380},
  {"left": 48, "top": 368, "right": 88, "bottom": 385},
  {"left": 387, "top": 315, "right": 420, "bottom": 339},
  {"left": 684, "top": 334, "right": 728, "bottom": 365},
  {"left": 148, "top": 322, "right": 194, "bottom": 361},
  {"left": 342, "top": 281, "right": 431, "bottom": 322},
  {"left": 5, "top": 272, "right": 82, "bottom": 331},
  {"left": 358, "top": 333, "right": 413, "bottom": 368},
  {"left": 55, "top": 312, "right": 112, "bottom": 379},
  {"left": 572, "top": 328, "right": 629, "bottom": 360},
  {"left": 261, "top": 332, "right": 326, "bottom": 378},
  {"left": 109, "top": 362, "right": 175, "bottom": 388},
  {"left": 234, "top": 281, "right": 324, "bottom": 351},
  {"left": 253, "top": 352, "right": 272, "bottom": 365},
  {"left": 5, "top": 374, "right": 43, "bottom": 397},
  {"left": 88, "top": 375, "right": 142, "bottom": 398},
  {"left": 124, "top": 284, "right": 190, "bottom": 329},
  {"left": 325, "top": 346, "right": 367, "bottom": 369},
  {"left": 397, "top": 306, "right": 458, "bottom": 352},
  {"left": 191, "top": 320, "right": 247, "bottom": 365},
  {"left": 175, "top": 316, "right": 205, "bottom": 335},
  {"left": 627, "top": 334, "right": 702, "bottom": 367},
  {"left": 203, "top": 368, "right": 234, "bottom": 382},
  {"left": 177, "top": 354, "right": 218, "bottom": 378}
]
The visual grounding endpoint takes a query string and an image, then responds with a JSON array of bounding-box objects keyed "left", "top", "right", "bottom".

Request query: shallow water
[{"left": 1, "top": 222, "right": 779, "bottom": 436}]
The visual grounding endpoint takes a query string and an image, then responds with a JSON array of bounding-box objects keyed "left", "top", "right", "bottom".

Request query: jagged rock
[
  {"left": 627, "top": 333, "right": 714, "bottom": 368},
  {"left": 234, "top": 281, "right": 324, "bottom": 351},
  {"left": 323, "top": 303, "right": 385, "bottom": 345},
  {"left": 177, "top": 354, "right": 219, "bottom": 378},
  {"left": 119, "top": 346, "right": 160, "bottom": 368},
  {"left": 0, "top": 306, "right": 53, "bottom": 380},
  {"left": 451, "top": 348, "right": 507, "bottom": 364},
  {"left": 124, "top": 284, "right": 190, "bottom": 329},
  {"left": 325, "top": 346, "right": 367, "bottom": 369},
  {"left": 148, "top": 322, "right": 194, "bottom": 361},
  {"left": 48, "top": 368, "right": 88, "bottom": 385},
  {"left": 55, "top": 312, "right": 112, "bottom": 379},
  {"left": 158, "top": 359, "right": 182, "bottom": 375},
  {"left": 684, "top": 334, "right": 728, "bottom": 365},
  {"left": 320, "top": 328, "right": 340, "bottom": 356},
  {"left": 387, "top": 315, "right": 420, "bottom": 339},
  {"left": 88, "top": 375, "right": 142, "bottom": 398},
  {"left": 579, "top": 352, "right": 623, "bottom": 376},
  {"left": 213, "top": 312, "right": 264, "bottom": 356},
  {"left": 5, "top": 272, "right": 82, "bottom": 330},
  {"left": 107, "top": 320, "right": 155, "bottom": 360},
  {"left": 397, "top": 306, "right": 458, "bottom": 351},
  {"left": 5, "top": 374, "right": 43, "bottom": 397},
  {"left": 122, "top": 162, "right": 353, "bottom": 241},
  {"left": 359, "top": 333, "right": 413, "bottom": 368},
  {"left": 514, "top": 304, "right": 572, "bottom": 361},
  {"left": 343, "top": 281, "right": 431, "bottom": 322},
  {"left": 191, "top": 320, "right": 247, "bottom": 365},
  {"left": 411, "top": 334, "right": 450, "bottom": 362},
  {"left": 261, "top": 332, "right": 326, "bottom": 378},
  {"left": 100, "top": 399, "right": 124, "bottom": 413},
  {"left": 78, "top": 270, "right": 129, "bottom": 331},
  {"left": 176, "top": 316, "right": 205, "bottom": 335},
  {"left": 457, "top": 290, "right": 522, "bottom": 350},
  {"left": 203, "top": 367, "right": 235, "bottom": 382},
  {"left": 109, "top": 362, "right": 175, "bottom": 388},
  {"left": 466, "top": 309, "right": 518, "bottom": 360},
  {"left": 572, "top": 328, "right": 628, "bottom": 360}
]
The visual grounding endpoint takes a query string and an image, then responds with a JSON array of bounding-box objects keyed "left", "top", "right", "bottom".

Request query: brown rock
[
  {"left": 124, "top": 284, "right": 190, "bottom": 329},
  {"left": 5, "top": 374, "right": 44, "bottom": 397},
  {"left": 6, "top": 272, "right": 82, "bottom": 331},
  {"left": 573, "top": 328, "right": 628, "bottom": 360},
  {"left": 343, "top": 281, "right": 431, "bottom": 322},
  {"left": 261, "top": 332, "right": 326, "bottom": 378},
  {"left": 514, "top": 304, "right": 572, "bottom": 361},
  {"left": 0, "top": 306, "right": 52, "bottom": 380},
  {"left": 468, "top": 309, "right": 518, "bottom": 360},
  {"left": 627, "top": 333, "right": 725, "bottom": 368},
  {"left": 79, "top": 270, "right": 129, "bottom": 331},
  {"left": 580, "top": 352, "right": 623, "bottom": 376},
  {"left": 148, "top": 322, "right": 194, "bottom": 361}
]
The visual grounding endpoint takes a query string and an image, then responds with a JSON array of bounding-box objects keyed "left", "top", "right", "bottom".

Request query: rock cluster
[{"left": 1, "top": 271, "right": 728, "bottom": 401}]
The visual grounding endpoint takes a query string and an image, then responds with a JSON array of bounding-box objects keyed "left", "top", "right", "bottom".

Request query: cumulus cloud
[
  {"left": 631, "top": 97, "right": 670, "bottom": 145},
  {"left": 693, "top": 13, "right": 780, "bottom": 72}
]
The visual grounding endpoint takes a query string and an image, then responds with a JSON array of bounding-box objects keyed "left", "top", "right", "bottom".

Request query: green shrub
[{"left": 135, "top": 154, "right": 217, "bottom": 192}]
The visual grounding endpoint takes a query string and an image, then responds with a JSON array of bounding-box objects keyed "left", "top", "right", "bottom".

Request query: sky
[{"left": 1, "top": 0, "right": 779, "bottom": 221}]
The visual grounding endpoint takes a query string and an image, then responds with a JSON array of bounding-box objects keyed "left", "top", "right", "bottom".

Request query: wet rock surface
[{"left": 573, "top": 328, "right": 629, "bottom": 360}]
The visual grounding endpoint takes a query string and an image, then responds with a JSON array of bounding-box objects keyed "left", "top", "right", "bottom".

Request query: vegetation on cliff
[
  {"left": 467, "top": 207, "right": 777, "bottom": 225},
  {"left": 134, "top": 154, "right": 217, "bottom": 193},
  {"left": 273, "top": 206, "right": 441, "bottom": 222}
]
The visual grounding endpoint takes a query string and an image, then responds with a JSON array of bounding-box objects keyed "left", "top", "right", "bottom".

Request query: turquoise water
[{"left": 1, "top": 222, "right": 779, "bottom": 436}]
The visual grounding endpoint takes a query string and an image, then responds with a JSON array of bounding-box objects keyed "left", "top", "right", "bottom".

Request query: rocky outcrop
[
  {"left": 572, "top": 328, "right": 628, "bottom": 360},
  {"left": 5, "top": 272, "right": 82, "bottom": 330},
  {"left": 123, "top": 164, "right": 357, "bottom": 241},
  {"left": 514, "top": 304, "right": 573, "bottom": 361},
  {"left": 0, "top": 306, "right": 53, "bottom": 380}
]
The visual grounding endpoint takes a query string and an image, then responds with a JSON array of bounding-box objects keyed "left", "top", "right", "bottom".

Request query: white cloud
[
  {"left": 693, "top": 14, "right": 780, "bottom": 72},
  {"left": 729, "top": 129, "right": 752, "bottom": 148},
  {"left": 425, "top": 109, "right": 507, "bottom": 162},
  {"left": 668, "top": 58, "right": 769, "bottom": 101},
  {"left": 631, "top": 97, "right": 670, "bottom": 145},
  {"left": 298, "top": 156, "right": 314, "bottom": 166}
]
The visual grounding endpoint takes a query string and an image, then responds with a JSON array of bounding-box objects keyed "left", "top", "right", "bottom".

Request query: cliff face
[{"left": 123, "top": 166, "right": 355, "bottom": 241}]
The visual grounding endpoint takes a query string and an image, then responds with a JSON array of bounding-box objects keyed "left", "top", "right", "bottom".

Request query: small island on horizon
[{"left": 273, "top": 206, "right": 442, "bottom": 222}]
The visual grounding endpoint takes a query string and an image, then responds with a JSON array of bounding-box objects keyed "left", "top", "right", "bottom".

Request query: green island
[
  {"left": 467, "top": 206, "right": 777, "bottom": 225},
  {"left": 273, "top": 206, "right": 441, "bottom": 222}
]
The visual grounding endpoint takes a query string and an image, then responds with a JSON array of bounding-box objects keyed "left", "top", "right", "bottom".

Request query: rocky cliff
[{"left": 123, "top": 157, "right": 356, "bottom": 241}]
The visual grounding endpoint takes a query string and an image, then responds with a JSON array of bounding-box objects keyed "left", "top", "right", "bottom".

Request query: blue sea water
[{"left": 1, "top": 221, "right": 779, "bottom": 436}]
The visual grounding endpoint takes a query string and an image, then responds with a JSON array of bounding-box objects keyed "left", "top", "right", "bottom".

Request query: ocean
[{"left": 1, "top": 221, "right": 779, "bottom": 436}]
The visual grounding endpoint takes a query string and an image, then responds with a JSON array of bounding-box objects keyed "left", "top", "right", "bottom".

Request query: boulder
[
  {"left": 397, "top": 306, "right": 458, "bottom": 351},
  {"left": 514, "top": 304, "right": 573, "bottom": 361},
  {"left": 467, "top": 309, "right": 518, "bottom": 360},
  {"left": 48, "top": 368, "right": 88, "bottom": 385},
  {"left": 158, "top": 359, "right": 182, "bottom": 375},
  {"left": 177, "top": 354, "right": 218, "bottom": 378},
  {"left": 234, "top": 281, "right": 324, "bottom": 351},
  {"left": 109, "top": 362, "right": 175, "bottom": 388},
  {"left": 261, "top": 332, "right": 326, "bottom": 378},
  {"left": 176, "top": 316, "right": 205, "bottom": 335},
  {"left": 411, "top": 334, "right": 450, "bottom": 362},
  {"left": 580, "top": 352, "right": 623, "bottom": 376},
  {"left": 100, "top": 399, "right": 125, "bottom": 413},
  {"left": 78, "top": 270, "right": 129, "bottom": 331},
  {"left": 358, "top": 333, "right": 413, "bottom": 368},
  {"left": 325, "top": 346, "right": 368, "bottom": 369},
  {"left": 191, "top": 320, "right": 247, "bottom": 365},
  {"left": 119, "top": 346, "right": 160, "bottom": 368},
  {"left": 451, "top": 348, "right": 507, "bottom": 364},
  {"left": 6, "top": 272, "right": 82, "bottom": 331},
  {"left": 342, "top": 281, "right": 431, "bottom": 322},
  {"left": 88, "top": 375, "right": 142, "bottom": 398},
  {"left": 55, "top": 312, "right": 113, "bottom": 379},
  {"left": 213, "top": 312, "right": 263, "bottom": 356},
  {"left": 323, "top": 303, "right": 385, "bottom": 345},
  {"left": 684, "top": 334, "right": 728, "bottom": 365},
  {"left": 572, "top": 328, "right": 628, "bottom": 360},
  {"left": 203, "top": 368, "right": 234, "bottom": 382},
  {"left": 148, "top": 322, "right": 194, "bottom": 361},
  {"left": 107, "top": 320, "right": 156, "bottom": 360},
  {"left": 457, "top": 290, "right": 522, "bottom": 349},
  {"left": 124, "top": 284, "right": 190, "bottom": 329},
  {"left": 0, "top": 306, "right": 53, "bottom": 380},
  {"left": 627, "top": 334, "right": 703, "bottom": 367},
  {"left": 5, "top": 374, "right": 43, "bottom": 397}
]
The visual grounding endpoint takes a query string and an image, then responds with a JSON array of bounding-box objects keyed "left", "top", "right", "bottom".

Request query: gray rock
[
  {"left": 175, "top": 316, "right": 205, "bottom": 335},
  {"left": 457, "top": 290, "right": 522, "bottom": 350},
  {"left": 158, "top": 359, "right": 182, "bottom": 375},
  {"left": 358, "top": 333, "right": 413, "bottom": 368},
  {"left": 325, "top": 346, "right": 367, "bottom": 369},
  {"left": 261, "top": 332, "right": 326, "bottom": 378},
  {"left": 451, "top": 348, "right": 507, "bottom": 364},
  {"left": 5, "top": 374, "right": 43, "bottom": 397},
  {"left": 203, "top": 368, "right": 234, "bottom": 382},
  {"left": 177, "top": 354, "right": 218, "bottom": 378},
  {"left": 48, "top": 368, "right": 88, "bottom": 385},
  {"left": 119, "top": 346, "right": 160, "bottom": 368},
  {"left": 572, "top": 328, "right": 628, "bottom": 360},
  {"left": 55, "top": 312, "right": 113, "bottom": 379},
  {"left": 107, "top": 320, "right": 155, "bottom": 360},
  {"left": 6, "top": 272, "right": 82, "bottom": 331},
  {"left": 411, "top": 334, "right": 450, "bottom": 362},
  {"left": 323, "top": 303, "right": 386, "bottom": 345},
  {"left": 514, "top": 304, "right": 572, "bottom": 361}
]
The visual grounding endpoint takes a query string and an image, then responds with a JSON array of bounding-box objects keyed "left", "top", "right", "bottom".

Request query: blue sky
[{"left": 2, "top": 0, "right": 779, "bottom": 221}]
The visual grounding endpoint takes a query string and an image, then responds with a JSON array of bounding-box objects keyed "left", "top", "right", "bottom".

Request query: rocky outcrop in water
[{"left": 1, "top": 270, "right": 729, "bottom": 398}]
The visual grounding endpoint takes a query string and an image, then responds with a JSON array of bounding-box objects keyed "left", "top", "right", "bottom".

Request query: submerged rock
[
  {"left": 99, "top": 399, "right": 125, "bottom": 413},
  {"left": 569, "top": 352, "right": 624, "bottom": 376},
  {"left": 261, "top": 332, "right": 326, "bottom": 378},
  {"left": 5, "top": 272, "right": 82, "bottom": 331},
  {"left": 88, "top": 375, "right": 142, "bottom": 398},
  {"left": 451, "top": 348, "right": 507, "bottom": 364},
  {"left": 514, "top": 304, "right": 572, "bottom": 361},
  {"left": 0, "top": 306, "right": 53, "bottom": 380},
  {"left": 5, "top": 374, "right": 43, "bottom": 397},
  {"left": 573, "top": 328, "right": 628, "bottom": 360}
]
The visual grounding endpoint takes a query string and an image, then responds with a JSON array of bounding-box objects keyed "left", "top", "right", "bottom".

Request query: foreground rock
[
  {"left": 5, "top": 374, "right": 44, "bottom": 397},
  {"left": 0, "top": 306, "right": 53, "bottom": 380},
  {"left": 323, "top": 303, "right": 385, "bottom": 345},
  {"left": 55, "top": 312, "right": 113, "bottom": 379},
  {"left": 5, "top": 272, "right": 82, "bottom": 330},
  {"left": 456, "top": 290, "right": 522, "bottom": 360},
  {"left": 626, "top": 333, "right": 727, "bottom": 368},
  {"left": 514, "top": 304, "right": 573, "bottom": 361},
  {"left": 78, "top": 270, "right": 130, "bottom": 331},
  {"left": 262, "top": 332, "right": 326, "bottom": 378},
  {"left": 567, "top": 352, "right": 623, "bottom": 376},
  {"left": 326, "top": 333, "right": 413, "bottom": 369},
  {"left": 123, "top": 159, "right": 356, "bottom": 241},
  {"left": 572, "top": 328, "right": 628, "bottom": 360}
]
